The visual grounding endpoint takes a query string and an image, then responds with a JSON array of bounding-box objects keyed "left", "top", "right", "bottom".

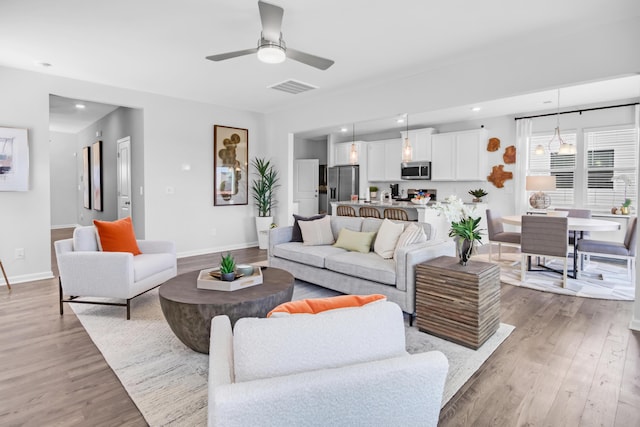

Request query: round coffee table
[{"left": 159, "top": 267, "right": 294, "bottom": 353}]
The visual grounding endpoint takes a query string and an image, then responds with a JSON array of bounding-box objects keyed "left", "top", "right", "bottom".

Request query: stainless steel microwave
[{"left": 401, "top": 161, "right": 431, "bottom": 180}]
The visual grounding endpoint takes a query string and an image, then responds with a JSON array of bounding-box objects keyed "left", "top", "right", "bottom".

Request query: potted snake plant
[{"left": 251, "top": 158, "right": 280, "bottom": 249}]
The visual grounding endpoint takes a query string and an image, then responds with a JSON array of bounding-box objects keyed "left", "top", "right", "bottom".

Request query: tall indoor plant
[{"left": 251, "top": 157, "right": 280, "bottom": 249}]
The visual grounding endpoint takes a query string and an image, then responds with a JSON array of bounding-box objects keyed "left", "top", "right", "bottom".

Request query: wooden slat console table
[{"left": 416, "top": 256, "right": 500, "bottom": 349}]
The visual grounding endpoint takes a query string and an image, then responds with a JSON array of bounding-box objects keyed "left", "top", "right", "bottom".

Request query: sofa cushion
[
  {"left": 93, "top": 217, "right": 141, "bottom": 255},
  {"left": 374, "top": 219, "right": 405, "bottom": 259},
  {"left": 133, "top": 253, "right": 176, "bottom": 282},
  {"left": 272, "top": 242, "right": 347, "bottom": 268},
  {"left": 325, "top": 251, "right": 396, "bottom": 285},
  {"left": 394, "top": 223, "right": 427, "bottom": 259},
  {"left": 73, "top": 226, "right": 99, "bottom": 252},
  {"left": 267, "top": 294, "right": 387, "bottom": 317},
  {"left": 333, "top": 228, "right": 376, "bottom": 253},
  {"left": 330, "top": 216, "right": 363, "bottom": 241},
  {"left": 299, "top": 216, "right": 335, "bottom": 245},
  {"left": 291, "top": 214, "right": 326, "bottom": 242}
]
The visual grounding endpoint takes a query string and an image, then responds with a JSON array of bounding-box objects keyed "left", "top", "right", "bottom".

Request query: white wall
[
  {"left": 0, "top": 65, "right": 265, "bottom": 284},
  {"left": 50, "top": 131, "right": 78, "bottom": 228}
]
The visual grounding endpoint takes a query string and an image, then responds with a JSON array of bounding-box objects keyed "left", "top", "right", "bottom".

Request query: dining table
[{"left": 501, "top": 214, "right": 621, "bottom": 279}]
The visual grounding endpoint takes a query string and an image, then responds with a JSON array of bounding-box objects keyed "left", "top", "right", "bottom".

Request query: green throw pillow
[{"left": 333, "top": 228, "right": 376, "bottom": 253}]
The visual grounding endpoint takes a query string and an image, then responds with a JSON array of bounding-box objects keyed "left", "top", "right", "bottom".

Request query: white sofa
[
  {"left": 208, "top": 300, "right": 449, "bottom": 427},
  {"left": 55, "top": 225, "right": 177, "bottom": 319},
  {"left": 268, "top": 215, "right": 455, "bottom": 315}
]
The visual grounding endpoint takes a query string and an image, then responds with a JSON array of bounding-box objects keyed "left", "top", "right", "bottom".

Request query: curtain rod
[{"left": 514, "top": 102, "right": 639, "bottom": 121}]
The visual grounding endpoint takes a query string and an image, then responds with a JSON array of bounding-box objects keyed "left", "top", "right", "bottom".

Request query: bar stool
[
  {"left": 336, "top": 205, "right": 357, "bottom": 217},
  {"left": 0, "top": 259, "right": 10, "bottom": 290},
  {"left": 383, "top": 208, "right": 409, "bottom": 221},
  {"left": 359, "top": 206, "right": 381, "bottom": 218}
]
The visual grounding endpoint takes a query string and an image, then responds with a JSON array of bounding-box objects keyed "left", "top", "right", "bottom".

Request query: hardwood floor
[{"left": 0, "top": 229, "right": 638, "bottom": 426}]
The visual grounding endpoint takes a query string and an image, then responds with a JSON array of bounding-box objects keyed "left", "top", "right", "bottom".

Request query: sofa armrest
[
  {"left": 57, "top": 251, "right": 134, "bottom": 299},
  {"left": 394, "top": 239, "right": 456, "bottom": 297},
  {"left": 137, "top": 240, "right": 176, "bottom": 255},
  {"left": 209, "top": 315, "right": 234, "bottom": 426},
  {"left": 268, "top": 226, "right": 293, "bottom": 255},
  {"left": 209, "top": 351, "right": 448, "bottom": 427}
]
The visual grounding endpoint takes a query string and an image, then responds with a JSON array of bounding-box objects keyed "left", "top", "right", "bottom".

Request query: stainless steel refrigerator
[{"left": 328, "top": 165, "right": 359, "bottom": 215}]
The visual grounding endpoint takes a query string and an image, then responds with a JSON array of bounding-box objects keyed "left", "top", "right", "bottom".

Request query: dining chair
[
  {"left": 555, "top": 208, "right": 592, "bottom": 245},
  {"left": 359, "top": 206, "right": 381, "bottom": 218},
  {"left": 383, "top": 208, "right": 409, "bottom": 221},
  {"left": 520, "top": 215, "right": 569, "bottom": 288},
  {"left": 486, "top": 209, "right": 521, "bottom": 261},
  {"left": 576, "top": 216, "right": 637, "bottom": 279},
  {"left": 336, "top": 205, "right": 357, "bottom": 217}
]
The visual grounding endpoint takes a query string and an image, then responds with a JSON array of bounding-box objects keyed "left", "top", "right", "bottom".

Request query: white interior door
[
  {"left": 294, "top": 159, "right": 319, "bottom": 216},
  {"left": 117, "top": 136, "right": 132, "bottom": 219}
]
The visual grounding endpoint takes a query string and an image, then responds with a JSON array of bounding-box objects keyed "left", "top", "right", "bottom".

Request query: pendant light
[
  {"left": 349, "top": 123, "right": 358, "bottom": 164},
  {"left": 537, "top": 89, "right": 576, "bottom": 156},
  {"left": 402, "top": 113, "right": 412, "bottom": 162}
]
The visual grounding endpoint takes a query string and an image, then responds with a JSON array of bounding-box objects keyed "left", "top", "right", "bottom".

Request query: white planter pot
[{"left": 255, "top": 216, "right": 273, "bottom": 250}]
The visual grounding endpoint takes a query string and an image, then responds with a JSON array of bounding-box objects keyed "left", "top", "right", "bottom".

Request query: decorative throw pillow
[
  {"left": 291, "top": 214, "right": 326, "bottom": 242},
  {"left": 268, "top": 294, "right": 387, "bottom": 317},
  {"left": 298, "top": 215, "right": 335, "bottom": 246},
  {"left": 393, "top": 223, "right": 427, "bottom": 259},
  {"left": 333, "top": 228, "right": 376, "bottom": 253},
  {"left": 374, "top": 219, "right": 405, "bottom": 259},
  {"left": 93, "top": 217, "right": 141, "bottom": 255}
]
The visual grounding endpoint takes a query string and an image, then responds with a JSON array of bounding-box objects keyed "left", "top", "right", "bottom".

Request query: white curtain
[{"left": 515, "top": 118, "right": 532, "bottom": 213}]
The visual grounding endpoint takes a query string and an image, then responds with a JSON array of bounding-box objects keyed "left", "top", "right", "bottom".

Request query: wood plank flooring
[{"left": 0, "top": 229, "right": 638, "bottom": 426}]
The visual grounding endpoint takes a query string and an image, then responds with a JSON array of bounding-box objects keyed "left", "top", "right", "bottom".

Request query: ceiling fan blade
[
  {"left": 206, "top": 48, "right": 258, "bottom": 62},
  {"left": 258, "top": 0, "right": 283, "bottom": 41},
  {"left": 287, "top": 48, "right": 335, "bottom": 70}
]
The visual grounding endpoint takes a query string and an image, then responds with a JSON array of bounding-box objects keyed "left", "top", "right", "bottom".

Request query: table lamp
[{"left": 526, "top": 175, "right": 556, "bottom": 209}]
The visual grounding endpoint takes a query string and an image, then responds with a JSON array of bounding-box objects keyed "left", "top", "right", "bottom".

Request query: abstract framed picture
[
  {"left": 214, "top": 125, "right": 248, "bottom": 206},
  {"left": 82, "top": 146, "right": 91, "bottom": 209},
  {"left": 0, "top": 126, "right": 29, "bottom": 191},
  {"left": 92, "top": 140, "right": 103, "bottom": 211}
]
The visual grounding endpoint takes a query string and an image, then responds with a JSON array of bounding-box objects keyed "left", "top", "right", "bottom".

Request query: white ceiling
[
  {"left": 49, "top": 95, "right": 119, "bottom": 133},
  {"left": 2, "top": 0, "right": 639, "bottom": 114}
]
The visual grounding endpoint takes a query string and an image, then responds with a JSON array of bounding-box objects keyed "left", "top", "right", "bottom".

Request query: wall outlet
[{"left": 15, "top": 248, "right": 24, "bottom": 259}]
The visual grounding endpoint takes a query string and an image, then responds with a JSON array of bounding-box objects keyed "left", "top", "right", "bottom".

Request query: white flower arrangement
[{"left": 433, "top": 195, "right": 479, "bottom": 223}]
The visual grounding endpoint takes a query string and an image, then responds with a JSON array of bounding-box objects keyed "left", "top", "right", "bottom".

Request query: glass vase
[{"left": 456, "top": 238, "right": 474, "bottom": 266}]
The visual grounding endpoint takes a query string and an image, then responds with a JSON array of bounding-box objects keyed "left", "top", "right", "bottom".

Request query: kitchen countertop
[{"left": 331, "top": 200, "right": 435, "bottom": 209}]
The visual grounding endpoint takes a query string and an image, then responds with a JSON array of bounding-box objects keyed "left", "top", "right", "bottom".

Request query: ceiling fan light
[{"left": 257, "top": 45, "right": 285, "bottom": 64}]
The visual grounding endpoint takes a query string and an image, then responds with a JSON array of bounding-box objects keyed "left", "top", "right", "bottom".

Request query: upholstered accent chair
[
  {"left": 55, "top": 226, "right": 177, "bottom": 319},
  {"left": 486, "top": 209, "right": 521, "bottom": 261},
  {"left": 520, "top": 215, "right": 569, "bottom": 288},
  {"left": 577, "top": 216, "right": 637, "bottom": 279},
  {"left": 208, "top": 301, "right": 449, "bottom": 427},
  {"left": 336, "top": 205, "right": 356, "bottom": 216}
]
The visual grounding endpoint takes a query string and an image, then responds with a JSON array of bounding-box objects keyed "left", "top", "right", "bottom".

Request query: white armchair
[
  {"left": 208, "top": 300, "right": 449, "bottom": 427},
  {"left": 55, "top": 225, "right": 177, "bottom": 319}
]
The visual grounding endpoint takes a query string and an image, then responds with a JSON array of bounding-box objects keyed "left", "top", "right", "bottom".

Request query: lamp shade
[{"left": 526, "top": 175, "right": 556, "bottom": 191}]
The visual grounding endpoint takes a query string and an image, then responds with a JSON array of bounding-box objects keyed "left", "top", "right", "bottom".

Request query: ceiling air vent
[{"left": 269, "top": 79, "right": 318, "bottom": 95}]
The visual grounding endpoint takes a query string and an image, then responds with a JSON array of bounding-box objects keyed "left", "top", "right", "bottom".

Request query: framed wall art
[
  {"left": 214, "top": 125, "right": 248, "bottom": 206},
  {"left": 92, "top": 140, "right": 103, "bottom": 211},
  {"left": 82, "top": 146, "right": 91, "bottom": 209},
  {"left": 0, "top": 126, "right": 29, "bottom": 191}
]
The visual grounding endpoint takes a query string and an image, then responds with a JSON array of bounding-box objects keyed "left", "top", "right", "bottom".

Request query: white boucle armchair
[
  {"left": 208, "top": 300, "right": 449, "bottom": 427},
  {"left": 55, "top": 225, "right": 177, "bottom": 319}
]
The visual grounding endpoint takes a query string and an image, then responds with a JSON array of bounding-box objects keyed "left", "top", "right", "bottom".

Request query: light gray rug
[
  {"left": 71, "top": 280, "right": 514, "bottom": 426},
  {"left": 473, "top": 252, "right": 635, "bottom": 300}
]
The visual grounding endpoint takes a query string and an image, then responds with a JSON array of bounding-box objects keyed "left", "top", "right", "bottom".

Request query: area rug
[
  {"left": 71, "top": 280, "right": 514, "bottom": 426},
  {"left": 473, "top": 252, "right": 635, "bottom": 300}
]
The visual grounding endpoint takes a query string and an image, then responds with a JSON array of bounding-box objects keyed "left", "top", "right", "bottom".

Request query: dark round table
[{"left": 159, "top": 267, "right": 294, "bottom": 353}]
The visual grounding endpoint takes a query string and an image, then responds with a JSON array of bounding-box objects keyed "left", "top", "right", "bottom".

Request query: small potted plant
[
  {"left": 369, "top": 186, "right": 378, "bottom": 199},
  {"left": 219, "top": 252, "right": 236, "bottom": 282},
  {"left": 621, "top": 198, "right": 632, "bottom": 215},
  {"left": 468, "top": 188, "right": 488, "bottom": 203}
]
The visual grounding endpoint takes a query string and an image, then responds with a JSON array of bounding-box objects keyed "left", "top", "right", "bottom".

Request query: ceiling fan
[{"left": 205, "top": 1, "right": 334, "bottom": 70}]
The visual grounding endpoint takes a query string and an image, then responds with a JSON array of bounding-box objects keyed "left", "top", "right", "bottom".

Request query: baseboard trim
[
  {"left": 1, "top": 271, "right": 54, "bottom": 286},
  {"left": 629, "top": 315, "right": 640, "bottom": 332},
  {"left": 177, "top": 241, "right": 259, "bottom": 259}
]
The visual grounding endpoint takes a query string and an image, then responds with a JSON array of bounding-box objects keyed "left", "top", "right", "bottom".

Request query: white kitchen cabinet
[
  {"left": 333, "top": 141, "right": 361, "bottom": 166},
  {"left": 400, "top": 128, "right": 435, "bottom": 161},
  {"left": 431, "top": 129, "right": 487, "bottom": 181},
  {"left": 367, "top": 139, "right": 401, "bottom": 182}
]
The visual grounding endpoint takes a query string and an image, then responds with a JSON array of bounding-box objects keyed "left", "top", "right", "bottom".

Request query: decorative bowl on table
[
  {"left": 236, "top": 264, "right": 255, "bottom": 276},
  {"left": 411, "top": 197, "right": 431, "bottom": 205}
]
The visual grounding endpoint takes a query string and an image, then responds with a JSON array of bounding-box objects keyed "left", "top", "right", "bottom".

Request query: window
[{"left": 528, "top": 133, "right": 577, "bottom": 206}]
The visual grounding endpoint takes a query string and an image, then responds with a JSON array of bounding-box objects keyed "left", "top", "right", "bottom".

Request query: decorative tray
[{"left": 197, "top": 266, "right": 263, "bottom": 291}]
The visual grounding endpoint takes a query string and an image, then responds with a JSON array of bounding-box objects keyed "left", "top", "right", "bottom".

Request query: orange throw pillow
[
  {"left": 267, "top": 294, "right": 386, "bottom": 317},
  {"left": 93, "top": 217, "right": 141, "bottom": 255}
]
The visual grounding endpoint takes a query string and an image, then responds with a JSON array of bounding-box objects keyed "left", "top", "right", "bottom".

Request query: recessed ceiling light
[
  {"left": 34, "top": 61, "right": 52, "bottom": 68},
  {"left": 396, "top": 118, "right": 405, "bottom": 124},
  {"left": 340, "top": 127, "right": 348, "bottom": 132},
  {"left": 75, "top": 104, "right": 86, "bottom": 109},
  {"left": 471, "top": 106, "right": 481, "bottom": 112}
]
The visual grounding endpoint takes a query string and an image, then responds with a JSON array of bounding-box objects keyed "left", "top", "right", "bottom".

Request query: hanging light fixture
[
  {"left": 402, "top": 113, "right": 412, "bottom": 162},
  {"left": 537, "top": 89, "right": 576, "bottom": 156},
  {"left": 349, "top": 123, "right": 358, "bottom": 164}
]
